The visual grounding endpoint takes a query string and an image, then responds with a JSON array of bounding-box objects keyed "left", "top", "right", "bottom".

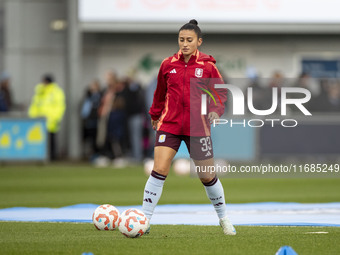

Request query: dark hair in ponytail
[{"left": 179, "top": 19, "right": 202, "bottom": 39}]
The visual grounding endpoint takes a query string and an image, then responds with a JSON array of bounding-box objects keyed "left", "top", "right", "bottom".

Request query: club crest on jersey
[
  {"left": 195, "top": 68, "right": 203, "bottom": 78},
  {"left": 159, "top": 135, "right": 166, "bottom": 143}
]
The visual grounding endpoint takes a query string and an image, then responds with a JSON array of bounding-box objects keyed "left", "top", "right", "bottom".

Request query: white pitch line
[{"left": 305, "top": 232, "right": 329, "bottom": 234}]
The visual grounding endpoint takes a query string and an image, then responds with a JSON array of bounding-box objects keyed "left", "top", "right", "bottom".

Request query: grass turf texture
[
  {"left": 0, "top": 164, "right": 340, "bottom": 254},
  {"left": 0, "top": 223, "right": 339, "bottom": 255},
  {"left": 0, "top": 164, "right": 340, "bottom": 208}
]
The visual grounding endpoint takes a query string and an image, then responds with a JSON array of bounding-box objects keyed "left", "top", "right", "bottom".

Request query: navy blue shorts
[{"left": 154, "top": 130, "right": 213, "bottom": 160}]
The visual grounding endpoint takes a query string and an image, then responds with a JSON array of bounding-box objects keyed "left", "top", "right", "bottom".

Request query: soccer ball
[
  {"left": 143, "top": 158, "right": 154, "bottom": 176},
  {"left": 92, "top": 204, "right": 120, "bottom": 230},
  {"left": 214, "top": 158, "right": 228, "bottom": 177},
  {"left": 173, "top": 158, "right": 191, "bottom": 176},
  {"left": 118, "top": 208, "right": 149, "bottom": 238}
]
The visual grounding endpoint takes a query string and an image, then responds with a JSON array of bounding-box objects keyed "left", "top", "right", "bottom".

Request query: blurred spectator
[
  {"left": 96, "top": 71, "right": 128, "bottom": 162},
  {"left": 246, "top": 71, "right": 281, "bottom": 115},
  {"left": 0, "top": 71, "right": 12, "bottom": 112},
  {"left": 107, "top": 80, "right": 127, "bottom": 161},
  {"left": 121, "top": 77, "right": 145, "bottom": 162},
  {"left": 269, "top": 71, "right": 285, "bottom": 88},
  {"left": 310, "top": 79, "right": 340, "bottom": 112},
  {"left": 144, "top": 77, "right": 158, "bottom": 158},
  {"left": 326, "top": 81, "right": 340, "bottom": 111},
  {"left": 80, "top": 79, "right": 102, "bottom": 159},
  {"left": 96, "top": 71, "right": 117, "bottom": 159},
  {"left": 247, "top": 76, "right": 271, "bottom": 112},
  {"left": 28, "top": 74, "right": 66, "bottom": 160},
  {"left": 267, "top": 71, "right": 285, "bottom": 114},
  {"left": 289, "top": 72, "right": 318, "bottom": 113},
  {"left": 295, "top": 72, "right": 320, "bottom": 97}
]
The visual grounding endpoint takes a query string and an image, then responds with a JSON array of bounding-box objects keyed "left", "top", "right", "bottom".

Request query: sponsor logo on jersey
[
  {"left": 170, "top": 69, "right": 177, "bottom": 74},
  {"left": 195, "top": 68, "right": 203, "bottom": 77},
  {"left": 159, "top": 134, "right": 166, "bottom": 143}
]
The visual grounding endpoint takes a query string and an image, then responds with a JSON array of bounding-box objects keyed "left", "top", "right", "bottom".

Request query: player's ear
[{"left": 198, "top": 38, "right": 203, "bottom": 47}]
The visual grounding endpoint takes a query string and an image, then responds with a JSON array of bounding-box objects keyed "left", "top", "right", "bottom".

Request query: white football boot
[{"left": 219, "top": 215, "right": 236, "bottom": 235}]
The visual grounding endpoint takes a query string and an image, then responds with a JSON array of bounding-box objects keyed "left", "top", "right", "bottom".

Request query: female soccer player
[{"left": 142, "top": 19, "right": 236, "bottom": 235}]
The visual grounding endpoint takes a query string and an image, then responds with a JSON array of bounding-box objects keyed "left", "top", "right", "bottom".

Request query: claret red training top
[{"left": 149, "top": 50, "right": 227, "bottom": 137}]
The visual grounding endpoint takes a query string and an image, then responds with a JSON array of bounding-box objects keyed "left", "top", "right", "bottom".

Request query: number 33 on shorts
[{"left": 200, "top": 137, "right": 212, "bottom": 157}]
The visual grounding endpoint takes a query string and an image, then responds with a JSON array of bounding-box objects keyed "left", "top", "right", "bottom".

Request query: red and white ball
[
  {"left": 92, "top": 204, "right": 120, "bottom": 230},
  {"left": 173, "top": 158, "right": 191, "bottom": 176},
  {"left": 143, "top": 158, "right": 154, "bottom": 176},
  {"left": 118, "top": 208, "right": 148, "bottom": 238}
]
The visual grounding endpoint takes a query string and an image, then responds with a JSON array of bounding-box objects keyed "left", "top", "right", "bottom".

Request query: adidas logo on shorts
[{"left": 205, "top": 151, "right": 211, "bottom": 157}]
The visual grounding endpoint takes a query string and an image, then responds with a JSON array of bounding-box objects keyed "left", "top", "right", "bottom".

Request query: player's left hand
[{"left": 208, "top": 112, "right": 219, "bottom": 124}]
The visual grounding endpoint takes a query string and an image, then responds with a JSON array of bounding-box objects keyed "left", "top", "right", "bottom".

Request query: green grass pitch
[{"left": 0, "top": 164, "right": 339, "bottom": 254}]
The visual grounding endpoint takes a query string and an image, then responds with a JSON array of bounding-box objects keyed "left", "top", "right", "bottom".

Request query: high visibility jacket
[
  {"left": 149, "top": 50, "right": 227, "bottom": 136},
  {"left": 28, "top": 82, "right": 66, "bottom": 133}
]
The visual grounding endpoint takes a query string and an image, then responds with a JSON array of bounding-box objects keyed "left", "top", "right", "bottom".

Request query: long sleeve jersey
[{"left": 149, "top": 50, "right": 227, "bottom": 136}]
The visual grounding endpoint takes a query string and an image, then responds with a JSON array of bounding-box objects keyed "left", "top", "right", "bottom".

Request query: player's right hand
[{"left": 151, "top": 119, "right": 159, "bottom": 130}]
